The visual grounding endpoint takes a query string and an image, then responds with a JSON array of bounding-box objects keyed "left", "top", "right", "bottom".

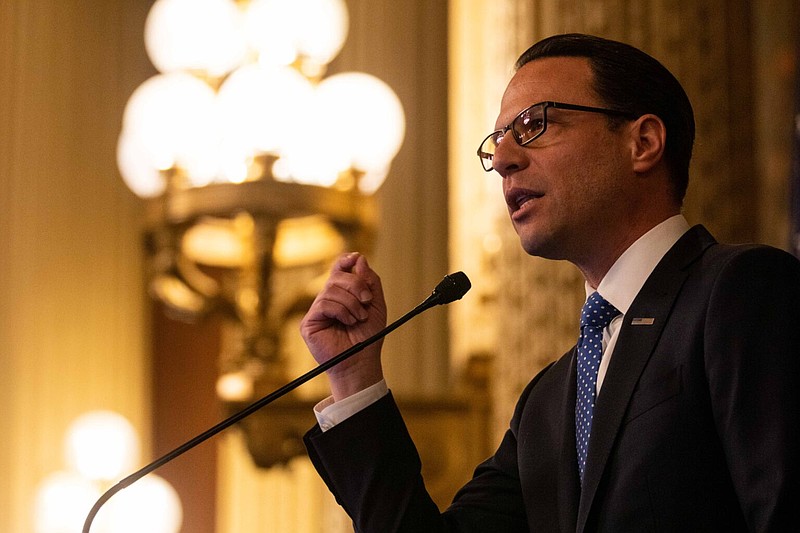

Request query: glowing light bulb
[
  {"left": 217, "top": 64, "right": 314, "bottom": 157},
  {"left": 145, "top": 0, "right": 246, "bottom": 77},
  {"left": 314, "top": 72, "right": 405, "bottom": 192},
  {"left": 65, "top": 410, "right": 139, "bottom": 481},
  {"left": 106, "top": 475, "right": 183, "bottom": 533},
  {"left": 34, "top": 472, "right": 101, "bottom": 533},
  {"left": 116, "top": 129, "right": 166, "bottom": 198},
  {"left": 243, "top": 0, "right": 348, "bottom": 67},
  {"left": 121, "top": 72, "right": 221, "bottom": 186}
]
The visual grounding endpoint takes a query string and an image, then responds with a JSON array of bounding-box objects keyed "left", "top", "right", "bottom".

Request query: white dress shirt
[
  {"left": 315, "top": 215, "right": 691, "bottom": 431},
  {"left": 593, "top": 214, "right": 689, "bottom": 393}
]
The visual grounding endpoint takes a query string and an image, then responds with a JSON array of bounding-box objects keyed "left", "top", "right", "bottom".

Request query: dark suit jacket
[{"left": 304, "top": 226, "right": 800, "bottom": 532}]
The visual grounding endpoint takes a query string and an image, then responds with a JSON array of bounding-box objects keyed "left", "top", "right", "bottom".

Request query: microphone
[
  {"left": 423, "top": 271, "right": 471, "bottom": 306},
  {"left": 82, "top": 271, "right": 471, "bottom": 533}
]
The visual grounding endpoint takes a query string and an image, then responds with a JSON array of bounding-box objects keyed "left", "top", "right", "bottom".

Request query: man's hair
[{"left": 516, "top": 34, "right": 695, "bottom": 203}]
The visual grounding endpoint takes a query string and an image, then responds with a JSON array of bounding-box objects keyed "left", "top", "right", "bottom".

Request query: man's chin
[
  {"left": 513, "top": 227, "right": 569, "bottom": 261},
  {"left": 519, "top": 238, "right": 559, "bottom": 260}
]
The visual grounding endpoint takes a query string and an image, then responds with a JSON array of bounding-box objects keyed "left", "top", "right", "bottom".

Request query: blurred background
[{"left": 1, "top": 1, "right": 797, "bottom": 531}]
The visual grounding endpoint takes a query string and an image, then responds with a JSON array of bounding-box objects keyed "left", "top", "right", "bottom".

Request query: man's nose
[{"left": 491, "top": 134, "right": 528, "bottom": 178}]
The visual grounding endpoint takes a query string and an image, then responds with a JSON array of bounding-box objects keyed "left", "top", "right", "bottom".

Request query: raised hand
[{"left": 300, "top": 252, "right": 388, "bottom": 401}]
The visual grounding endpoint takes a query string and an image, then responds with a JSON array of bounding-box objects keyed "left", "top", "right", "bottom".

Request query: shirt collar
[{"left": 587, "top": 214, "right": 690, "bottom": 314}]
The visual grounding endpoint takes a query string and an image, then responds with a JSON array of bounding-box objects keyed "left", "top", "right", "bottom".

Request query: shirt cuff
[{"left": 314, "top": 379, "right": 389, "bottom": 432}]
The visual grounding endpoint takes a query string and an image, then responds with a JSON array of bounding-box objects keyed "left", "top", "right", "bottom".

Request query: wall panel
[{"left": 0, "top": 2, "right": 152, "bottom": 531}]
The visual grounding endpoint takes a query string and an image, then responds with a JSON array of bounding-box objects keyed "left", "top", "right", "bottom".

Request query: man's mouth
[{"left": 505, "top": 188, "right": 543, "bottom": 213}]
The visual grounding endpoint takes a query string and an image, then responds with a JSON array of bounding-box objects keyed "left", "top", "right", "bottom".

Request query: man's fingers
[
  {"left": 324, "top": 253, "right": 379, "bottom": 306},
  {"left": 307, "top": 283, "right": 369, "bottom": 328},
  {"left": 313, "top": 298, "right": 361, "bottom": 326},
  {"left": 352, "top": 254, "right": 384, "bottom": 305},
  {"left": 330, "top": 252, "right": 361, "bottom": 274}
]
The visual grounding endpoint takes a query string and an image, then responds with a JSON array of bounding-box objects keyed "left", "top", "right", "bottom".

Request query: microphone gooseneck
[{"left": 82, "top": 271, "right": 471, "bottom": 533}]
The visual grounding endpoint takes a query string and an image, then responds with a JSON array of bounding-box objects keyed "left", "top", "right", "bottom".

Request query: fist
[{"left": 300, "top": 253, "right": 387, "bottom": 400}]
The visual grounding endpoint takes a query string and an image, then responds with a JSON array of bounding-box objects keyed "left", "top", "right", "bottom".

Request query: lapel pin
[{"left": 631, "top": 317, "right": 655, "bottom": 326}]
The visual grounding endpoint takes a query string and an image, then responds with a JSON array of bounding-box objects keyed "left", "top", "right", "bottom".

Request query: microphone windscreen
[{"left": 432, "top": 271, "right": 471, "bottom": 305}]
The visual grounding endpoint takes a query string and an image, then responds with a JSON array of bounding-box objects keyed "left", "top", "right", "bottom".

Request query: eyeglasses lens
[
  {"left": 478, "top": 104, "right": 545, "bottom": 171},
  {"left": 516, "top": 105, "right": 545, "bottom": 144}
]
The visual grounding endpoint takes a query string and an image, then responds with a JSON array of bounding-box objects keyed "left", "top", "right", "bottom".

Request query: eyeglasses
[{"left": 476, "top": 101, "right": 638, "bottom": 172}]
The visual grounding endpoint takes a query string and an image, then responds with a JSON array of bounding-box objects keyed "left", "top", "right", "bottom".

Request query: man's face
[{"left": 492, "top": 57, "right": 635, "bottom": 265}]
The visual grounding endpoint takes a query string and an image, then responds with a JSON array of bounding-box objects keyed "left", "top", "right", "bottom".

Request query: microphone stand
[{"left": 82, "top": 272, "right": 470, "bottom": 533}]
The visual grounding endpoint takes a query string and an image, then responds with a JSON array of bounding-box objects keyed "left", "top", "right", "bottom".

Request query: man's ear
[{"left": 629, "top": 114, "right": 666, "bottom": 174}]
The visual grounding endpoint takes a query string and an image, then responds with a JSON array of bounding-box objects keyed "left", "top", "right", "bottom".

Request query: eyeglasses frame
[{"left": 477, "top": 101, "right": 639, "bottom": 172}]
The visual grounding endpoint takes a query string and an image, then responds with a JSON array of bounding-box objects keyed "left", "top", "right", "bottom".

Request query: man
[{"left": 300, "top": 34, "right": 800, "bottom": 532}]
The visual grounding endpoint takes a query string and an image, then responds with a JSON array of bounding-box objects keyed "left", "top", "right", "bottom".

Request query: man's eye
[
  {"left": 516, "top": 111, "right": 544, "bottom": 139},
  {"left": 520, "top": 115, "right": 544, "bottom": 132}
]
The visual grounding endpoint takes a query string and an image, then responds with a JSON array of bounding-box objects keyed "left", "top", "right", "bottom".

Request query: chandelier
[{"left": 116, "top": 0, "right": 405, "bottom": 441}]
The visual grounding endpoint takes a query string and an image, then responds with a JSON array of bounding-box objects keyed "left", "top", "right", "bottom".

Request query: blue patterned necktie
[{"left": 575, "top": 291, "right": 620, "bottom": 483}]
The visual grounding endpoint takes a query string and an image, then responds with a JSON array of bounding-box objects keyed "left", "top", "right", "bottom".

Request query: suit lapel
[
  {"left": 575, "top": 226, "right": 716, "bottom": 531},
  {"left": 558, "top": 346, "right": 581, "bottom": 532}
]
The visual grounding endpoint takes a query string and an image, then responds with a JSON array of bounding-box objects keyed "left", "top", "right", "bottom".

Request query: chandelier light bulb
[
  {"left": 106, "top": 474, "right": 183, "bottom": 533},
  {"left": 217, "top": 64, "right": 314, "bottom": 160},
  {"left": 65, "top": 411, "right": 139, "bottom": 482},
  {"left": 33, "top": 472, "right": 102, "bottom": 533},
  {"left": 216, "top": 371, "right": 254, "bottom": 402},
  {"left": 144, "top": 0, "right": 246, "bottom": 77},
  {"left": 295, "top": 0, "right": 349, "bottom": 66},
  {"left": 274, "top": 129, "right": 350, "bottom": 188},
  {"left": 243, "top": 0, "right": 348, "bottom": 68},
  {"left": 242, "top": 0, "right": 300, "bottom": 66},
  {"left": 121, "top": 72, "right": 221, "bottom": 185},
  {"left": 315, "top": 72, "right": 406, "bottom": 192},
  {"left": 182, "top": 218, "right": 247, "bottom": 268},
  {"left": 116, "top": 129, "right": 166, "bottom": 198}
]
